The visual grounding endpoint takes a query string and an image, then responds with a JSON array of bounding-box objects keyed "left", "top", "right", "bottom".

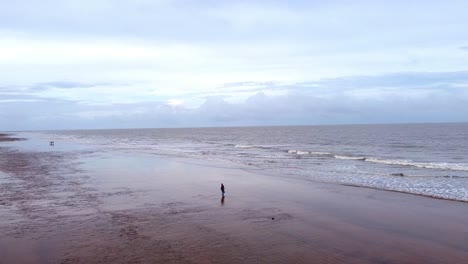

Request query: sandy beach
[{"left": 1, "top": 133, "right": 467, "bottom": 264}]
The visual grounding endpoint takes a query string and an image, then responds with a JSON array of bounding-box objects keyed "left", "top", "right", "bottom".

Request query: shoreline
[
  {"left": 8, "top": 130, "right": 468, "bottom": 202},
  {"left": 178, "top": 157, "right": 468, "bottom": 204},
  {"left": 1, "top": 135, "right": 468, "bottom": 263},
  {"left": 339, "top": 182, "right": 468, "bottom": 204}
]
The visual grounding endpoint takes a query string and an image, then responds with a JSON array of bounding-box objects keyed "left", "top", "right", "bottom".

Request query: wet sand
[{"left": 0, "top": 135, "right": 467, "bottom": 264}]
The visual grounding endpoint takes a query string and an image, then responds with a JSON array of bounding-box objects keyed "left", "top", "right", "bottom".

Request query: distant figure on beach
[
  {"left": 49, "top": 141, "right": 54, "bottom": 146},
  {"left": 221, "top": 183, "right": 225, "bottom": 196}
]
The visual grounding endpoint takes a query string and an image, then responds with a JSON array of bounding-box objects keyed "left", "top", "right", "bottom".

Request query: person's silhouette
[{"left": 220, "top": 183, "right": 225, "bottom": 196}]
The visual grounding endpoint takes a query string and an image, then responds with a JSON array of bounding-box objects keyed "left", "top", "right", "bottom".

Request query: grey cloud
[
  {"left": 189, "top": 89, "right": 468, "bottom": 126},
  {"left": 37, "top": 81, "right": 102, "bottom": 89},
  {"left": 2, "top": 88, "right": 467, "bottom": 130},
  {"left": 0, "top": 81, "right": 120, "bottom": 98},
  {"left": 0, "top": 93, "right": 54, "bottom": 106},
  {"left": 307, "top": 71, "right": 468, "bottom": 89},
  {"left": 0, "top": 97, "right": 80, "bottom": 130},
  {"left": 0, "top": 85, "right": 21, "bottom": 92},
  {"left": 2, "top": 71, "right": 468, "bottom": 130},
  {"left": 29, "top": 81, "right": 113, "bottom": 91},
  {"left": 76, "top": 87, "right": 468, "bottom": 127},
  {"left": 0, "top": 94, "right": 43, "bottom": 100},
  {"left": 212, "top": 71, "right": 468, "bottom": 99}
]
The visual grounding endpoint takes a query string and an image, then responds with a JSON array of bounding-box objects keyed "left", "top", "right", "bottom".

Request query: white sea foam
[
  {"left": 288, "top": 150, "right": 331, "bottom": 156},
  {"left": 234, "top": 144, "right": 271, "bottom": 149},
  {"left": 310, "top": 151, "right": 331, "bottom": 155},
  {"left": 365, "top": 158, "right": 468, "bottom": 172},
  {"left": 235, "top": 144, "right": 254, "bottom": 148},
  {"left": 334, "top": 155, "right": 366, "bottom": 160},
  {"left": 333, "top": 154, "right": 468, "bottom": 172}
]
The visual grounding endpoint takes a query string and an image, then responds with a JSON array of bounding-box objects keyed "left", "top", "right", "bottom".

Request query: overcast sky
[{"left": 1, "top": 0, "right": 468, "bottom": 130}]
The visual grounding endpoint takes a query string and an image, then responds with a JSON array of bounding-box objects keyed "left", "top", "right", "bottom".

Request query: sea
[{"left": 13, "top": 123, "right": 468, "bottom": 201}]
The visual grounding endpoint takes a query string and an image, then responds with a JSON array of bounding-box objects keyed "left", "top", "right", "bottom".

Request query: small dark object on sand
[{"left": 271, "top": 217, "right": 275, "bottom": 220}]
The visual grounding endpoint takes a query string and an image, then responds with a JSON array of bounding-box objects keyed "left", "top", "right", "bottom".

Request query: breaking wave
[
  {"left": 234, "top": 144, "right": 272, "bottom": 149},
  {"left": 334, "top": 155, "right": 366, "bottom": 160},
  {"left": 287, "top": 150, "right": 331, "bottom": 156},
  {"left": 285, "top": 150, "right": 468, "bottom": 172},
  {"left": 365, "top": 158, "right": 468, "bottom": 172}
]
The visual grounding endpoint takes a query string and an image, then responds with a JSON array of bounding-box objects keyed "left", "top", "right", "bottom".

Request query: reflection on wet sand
[{"left": 221, "top": 196, "right": 225, "bottom": 206}]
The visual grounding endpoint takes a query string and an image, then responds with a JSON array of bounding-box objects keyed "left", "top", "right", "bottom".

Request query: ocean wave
[
  {"left": 288, "top": 150, "right": 331, "bottom": 156},
  {"left": 234, "top": 144, "right": 272, "bottom": 149},
  {"left": 365, "top": 158, "right": 468, "bottom": 172},
  {"left": 288, "top": 149, "right": 468, "bottom": 172},
  {"left": 334, "top": 155, "right": 366, "bottom": 160},
  {"left": 388, "top": 173, "right": 467, "bottom": 178}
]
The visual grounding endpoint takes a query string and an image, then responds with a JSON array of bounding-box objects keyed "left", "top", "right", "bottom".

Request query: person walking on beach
[{"left": 221, "top": 183, "right": 225, "bottom": 197}]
